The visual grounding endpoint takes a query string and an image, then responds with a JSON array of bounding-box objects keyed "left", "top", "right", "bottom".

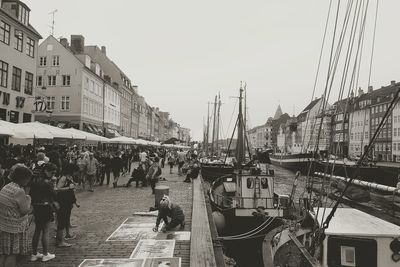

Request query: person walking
[
  {"left": 0, "top": 165, "right": 33, "bottom": 266},
  {"left": 167, "top": 151, "right": 175, "bottom": 174},
  {"left": 111, "top": 152, "right": 124, "bottom": 188},
  {"left": 85, "top": 153, "right": 97, "bottom": 192},
  {"left": 177, "top": 149, "right": 186, "bottom": 176},
  {"left": 30, "top": 163, "right": 58, "bottom": 262},
  {"left": 76, "top": 153, "right": 87, "bottom": 190},
  {"left": 146, "top": 157, "right": 162, "bottom": 194}
]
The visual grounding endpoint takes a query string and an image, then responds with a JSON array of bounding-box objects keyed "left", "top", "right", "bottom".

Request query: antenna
[{"left": 49, "top": 9, "right": 58, "bottom": 36}]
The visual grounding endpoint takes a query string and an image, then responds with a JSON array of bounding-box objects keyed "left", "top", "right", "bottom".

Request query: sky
[{"left": 25, "top": 0, "right": 400, "bottom": 141}]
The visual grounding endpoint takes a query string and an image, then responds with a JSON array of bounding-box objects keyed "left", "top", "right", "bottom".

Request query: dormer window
[{"left": 17, "top": 5, "right": 29, "bottom": 26}]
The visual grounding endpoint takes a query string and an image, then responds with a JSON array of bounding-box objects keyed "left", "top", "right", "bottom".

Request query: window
[
  {"left": 24, "top": 71, "right": 33, "bottom": 95},
  {"left": 0, "top": 109, "right": 5, "bottom": 120},
  {"left": 48, "top": 75, "right": 56, "bottom": 86},
  {"left": 46, "top": 96, "right": 55, "bottom": 110},
  {"left": 394, "top": 144, "right": 397, "bottom": 151},
  {"left": 395, "top": 116, "right": 398, "bottom": 123},
  {"left": 18, "top": 5, "right": 29, "bottom": 25},
  {"left": 365, "top": 132, "right": 368, "bottom": 139},
  {"left": 395, "top": 128, "right": 398, "bottom": 137},
  {"left": 83, "top": 98, "right": 88, "bottom": 114},
  {"left": 398, "top": 143, "right": 400, "bottom": 151},
  {"left": 0, "top": 60, "right": 8, "bottom": 88},
  {"left": 84, "top": 77, "right": 89, "bottom": 90},
  {"left": 14, "top": 29, "right": 23, "bottom": 52},
  {"left": 11, "top": 67, "right": 22, "bottom": 91},
  {"left": 52, "top": 56, "right": 59, "bottom": 66},
  {"left": 0, "top": 21, "right": 10, "bottom": 45},
  {"left": 61, "top": 96, "right": 70, "bottom": 110},
  {"left": 9, "top": 111, "right": 19, "bottom": 123},
  {"left": 39, "top": 57, "right": 46, "bottom": 66},
  {"left": 340, "top": 246, "right": 356, "bottom": 266},
  {"left": 26, "top": 37, "right": 35, "bottom": 57},
  {"left": 36, "top": 75, "right": 42, "bottom": 86},
  {"left": 22, "top": 113, "right": 31, "bottom": 123},
  {"left": 62, "top": 75, "right": 71, "bottom": 86}
]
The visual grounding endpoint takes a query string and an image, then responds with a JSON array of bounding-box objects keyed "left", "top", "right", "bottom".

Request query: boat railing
[{"left": 213, "top": 193, "right": 289, "bottom": 210}]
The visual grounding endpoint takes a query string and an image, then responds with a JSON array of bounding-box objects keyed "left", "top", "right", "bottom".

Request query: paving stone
[{"left": 20, "top": 164, "right": 192, "bottom": 267}]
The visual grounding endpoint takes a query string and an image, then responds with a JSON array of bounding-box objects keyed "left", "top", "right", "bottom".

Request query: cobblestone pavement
[{"left": 20, "top": 163, "right": 192, "bottom": 267}]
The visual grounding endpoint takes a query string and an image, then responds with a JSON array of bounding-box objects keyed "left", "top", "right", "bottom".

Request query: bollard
[{"left": 155, "top": 185, "right": 169, "bottom": 209}]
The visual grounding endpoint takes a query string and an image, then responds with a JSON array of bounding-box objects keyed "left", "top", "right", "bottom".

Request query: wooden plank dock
[{"left": 190, "top": 177, "right": 218, "bottom": 267}]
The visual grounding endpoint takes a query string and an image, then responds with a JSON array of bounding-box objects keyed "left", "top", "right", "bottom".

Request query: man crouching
[{"left": 153, "top": 196, "right": 185, "bottom": 232}]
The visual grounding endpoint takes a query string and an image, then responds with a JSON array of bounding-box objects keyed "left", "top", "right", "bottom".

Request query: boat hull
[
  {"left": 200, "top": 163, "right": 234, "bottom": 182},
  {"left": 270, "top": 154, "right": 314, "bottom": 174},
  {"left": 314, "top": 161, "right": 398, "bottom": 187}
]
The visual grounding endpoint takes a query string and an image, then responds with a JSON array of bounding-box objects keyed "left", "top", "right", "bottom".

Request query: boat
[
  {"left": 201, "top": 94, "right": 235, "bottom": 182},
  {"left": 263, "top": 1, "right": 400, "bottom": 266},
  {"left": 270, "top": 153, "right": 314, "bottom": 174},
  {"left": 263, "top": 208, "right": 400, "bottom": 267},
  {"left": 314, "top": 159, "right": 398, "bottom": 187},
  {"left": 208, "top": 86, "right": 291, "bottom": 266}
]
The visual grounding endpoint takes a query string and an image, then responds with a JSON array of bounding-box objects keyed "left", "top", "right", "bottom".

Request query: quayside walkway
[{"left": 21, "top": 164, "right": 219, "bottom": 267}]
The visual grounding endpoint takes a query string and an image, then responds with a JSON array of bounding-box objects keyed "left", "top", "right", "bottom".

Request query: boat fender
[
  {"left": 212, "top": 211, "right": 226, "bottom": 233},
  {"left": 390, "top": 238, "right": 400, "bottom": 262}
]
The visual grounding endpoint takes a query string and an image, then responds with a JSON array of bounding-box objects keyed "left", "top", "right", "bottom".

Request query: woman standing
[
  {"left": 55, "top": 163, "right": 77, "bottom": 247},
  {"left": 30, "top": 163, "right": 58, "bottom": 262},
  {"left": 0, "top": 165, "right": 32, "bottom": 266}
]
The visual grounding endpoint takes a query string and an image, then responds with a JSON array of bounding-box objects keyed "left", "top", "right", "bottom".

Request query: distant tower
[{"left": 273, "top": 105, "right": 283, "bottom": 120}]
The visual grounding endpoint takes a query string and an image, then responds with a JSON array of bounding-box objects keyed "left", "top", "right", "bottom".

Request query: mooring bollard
[{"left": 154, "top": 185, "right": 169, "bottom": 209}]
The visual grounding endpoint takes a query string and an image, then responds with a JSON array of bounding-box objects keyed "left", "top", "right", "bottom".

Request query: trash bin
[{"left": 155, "top": 185, "right": 169, "bottom": 209}]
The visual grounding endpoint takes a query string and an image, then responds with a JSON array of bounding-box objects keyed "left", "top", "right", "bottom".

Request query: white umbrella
[
  {"left": 65, "top": 128, "right": 109, "bottom": 142},
  {"left": 0, "top": 120, "right": 16, "bottom": 136},
  {"left": 12, "top": 122, "right": 54, "bottom": 139},
  {"left": 109, "top": 136, "right": 136, "bottom": 144}
]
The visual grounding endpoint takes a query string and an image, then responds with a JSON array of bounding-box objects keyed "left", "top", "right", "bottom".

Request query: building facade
[
  {"left": 35, "top": 36, "right": 105, "bottom": 133},
  {"left": 0, "top": 0, "right": 41, "bottom": 123}
]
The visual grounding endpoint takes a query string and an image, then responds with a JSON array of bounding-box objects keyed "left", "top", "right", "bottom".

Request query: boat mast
[
  {"left": 206, "top": 102, "right": 210, "bottom": 156},
  {"left": 211, "top": 95, "right": 217, "bottom": 157},
  {"left": 216, "top": 93, "right": 221, "bottom": 157},
  {"left": 236, "top": 85, "right": 245, "bottom": 167}
]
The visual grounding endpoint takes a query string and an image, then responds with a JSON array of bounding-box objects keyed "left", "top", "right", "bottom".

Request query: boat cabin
[
  {"left": 233, "top": 165, "right": 287, "bottom": 217},
  {"left": 316, "top": 208, "right": 400, "bottom": 267}
]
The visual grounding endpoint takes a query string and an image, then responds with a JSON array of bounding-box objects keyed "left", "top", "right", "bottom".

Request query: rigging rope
[{"left": 368, "top": 0, "right": 380, "bottom": 87}]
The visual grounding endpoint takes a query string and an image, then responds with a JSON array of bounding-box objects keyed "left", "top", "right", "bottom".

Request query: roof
[
  {"left": 297, "top": 98, "right": 321, "bottom": 121},
  {"left": 316, "top": 208, "right": 400, "bottom": 238},
  {"left": 0, "top": 4, "right": 42, "bottom": 39},
  {"left": 273, "top": 105, "right": 283, "bottom": 120}
]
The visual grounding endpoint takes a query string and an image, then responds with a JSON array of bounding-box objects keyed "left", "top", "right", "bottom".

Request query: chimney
[
  {"left": 60, "top": 38, "right": 69, "bottom": 48},
  {"left": 358, "top": 87, "right": 364, "bottom": 96},
  {"left": 101, "top": 46, "right": 107, "bottom": 56},
  {"left": 391, "top": 80, "right": 396, "bottom": 86},
  {"left": 70, "top": 35, "right": 85, "bottom": 54},
  {"left": 368, "top": 85, "right": 373, "bottom": 93}
]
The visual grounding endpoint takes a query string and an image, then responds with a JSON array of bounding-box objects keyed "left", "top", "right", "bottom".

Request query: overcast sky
[{"left": 25, "top": 0, "right": 400, "bottom": 141}]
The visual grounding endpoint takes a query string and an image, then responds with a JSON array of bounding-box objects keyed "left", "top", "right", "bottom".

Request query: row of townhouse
[
  {"left": 274, "top": 81, "right": 400, "bottom": 162},
  {"left": 0, "top": 0, "right": 190, "bottom": 142}
]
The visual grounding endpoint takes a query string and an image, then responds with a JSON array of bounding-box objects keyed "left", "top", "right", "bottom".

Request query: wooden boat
[
  {"left": 263, "top": 208, "right": 400, "bottom": 267},
  {"left": 208, "top": 86, "right": 291, "bottom": 266}
]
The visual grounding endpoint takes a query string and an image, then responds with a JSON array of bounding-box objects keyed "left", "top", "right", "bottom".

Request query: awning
[{"left": 114, "top": 130, "right": 122, "bottom": 137}]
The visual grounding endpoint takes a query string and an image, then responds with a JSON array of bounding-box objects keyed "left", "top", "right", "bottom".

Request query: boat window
[
  {"left": 340, "top": 246, "right": 356, "bottom": 266},
  {"left": 261, "top": 178, "right": 269, "bottom": 189},
  {"left": 246, "top": 178, "right": 254, "bottom": 189}
]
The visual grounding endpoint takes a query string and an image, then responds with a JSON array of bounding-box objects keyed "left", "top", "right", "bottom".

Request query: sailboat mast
[
  {"left": 216, "top": 93, "right": 221, "bottom": 157},
  {"left": 206, "top": 103, "right": 210, "bottom": 156},
  {"left": 211, "top": 95, "right": 217, "bottom": 157},
  {"left": 236, "top": 86, "right": 245, "bottom": 167}
]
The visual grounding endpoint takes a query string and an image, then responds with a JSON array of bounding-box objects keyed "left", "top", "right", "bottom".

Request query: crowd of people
[{"left": 0, "top": 143, "right": 199, "bottom": 265}]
